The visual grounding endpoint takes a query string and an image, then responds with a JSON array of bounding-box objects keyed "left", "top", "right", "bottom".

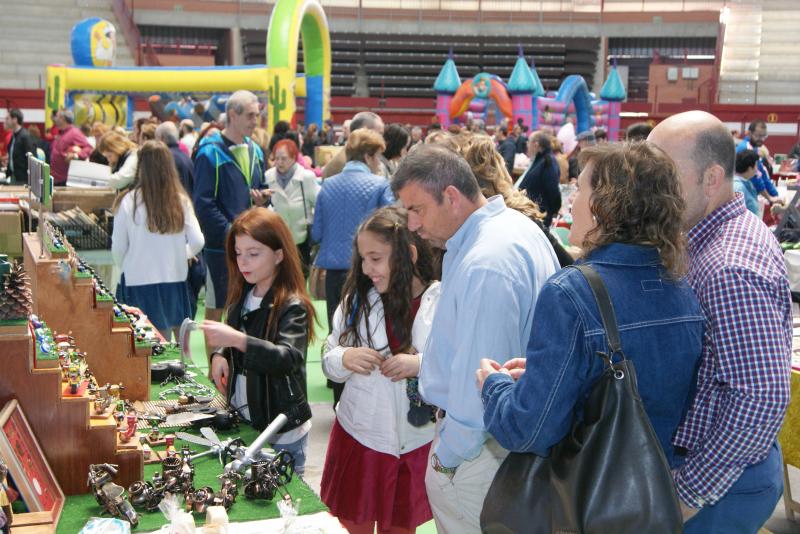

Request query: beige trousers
[{"left": 424, "top": 422, "right": 508, "bottom": 534}]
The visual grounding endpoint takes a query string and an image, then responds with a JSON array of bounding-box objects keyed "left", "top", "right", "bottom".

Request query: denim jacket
[{"left": 481, "top": 243, "right": 704, "bottom": 467}]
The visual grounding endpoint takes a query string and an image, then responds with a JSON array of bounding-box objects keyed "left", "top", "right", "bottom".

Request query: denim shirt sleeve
[
  {"left": 311, "top": 188, "right": 324, "bottom": 244},
  {"left": 481, "top": 281, "right": 590, "bottom": 456},
  {"left": 434, "top": 268, "right": 536, "bottom": 468}
]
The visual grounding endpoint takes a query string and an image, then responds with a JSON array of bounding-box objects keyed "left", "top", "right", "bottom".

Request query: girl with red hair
[{"left": 202, "top": 207, "right": 317, "bottom": 475}]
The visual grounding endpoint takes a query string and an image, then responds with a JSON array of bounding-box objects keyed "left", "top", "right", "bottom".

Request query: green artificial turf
[
  {"left": 56, "top": 293, "right": 441, "bottom": 532},
  {"left": 56, "top": 312, "right": 330, "bottom": 534},
  {"left": 56, "top": 423, "right": 327, "bottom": 533}
]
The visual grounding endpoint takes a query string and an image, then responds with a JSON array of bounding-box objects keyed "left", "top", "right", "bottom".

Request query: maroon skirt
[{"left": 320, "top": 420, "right": 433, "bottom": 532}]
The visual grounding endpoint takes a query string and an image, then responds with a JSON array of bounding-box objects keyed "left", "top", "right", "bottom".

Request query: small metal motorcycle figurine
[
  {"left": 185, "top": 486, "right": 216, "bottom": 514},
  {"left": 243, "top": 451, "right": 295, "bottom": 502},
  {"left": 127, "top": 480, "right": 162, "bottom": 512},
  {"left": 87, "top": 464, "right": 139, "bottom": 527}
]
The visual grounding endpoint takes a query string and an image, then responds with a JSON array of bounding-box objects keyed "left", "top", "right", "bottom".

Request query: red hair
[
  {"left": 271, "top": 139, "right": 299, "bottom": 160},
  {"left": 225, "top": 207, "right": 316, "bottom": 343}
]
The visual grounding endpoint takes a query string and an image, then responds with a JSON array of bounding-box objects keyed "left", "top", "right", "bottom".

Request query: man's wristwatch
[{"left": 431, "top": 453, "right": 457, "bottom": 477}]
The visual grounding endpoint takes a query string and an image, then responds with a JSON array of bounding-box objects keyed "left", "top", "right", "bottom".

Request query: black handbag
[{"left": 480, "top": 264, "right": 683, "bottom": 534}]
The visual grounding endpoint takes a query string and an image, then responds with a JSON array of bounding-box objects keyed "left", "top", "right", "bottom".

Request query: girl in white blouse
[
  {"left": 111, "top": 140, "right": 204, "bottom": 339},
  {"left": 321, "top": 206, "right": 440, "bottom": 534}
]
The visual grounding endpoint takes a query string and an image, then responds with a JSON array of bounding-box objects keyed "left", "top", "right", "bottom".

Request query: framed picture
[{"left": 0, "top": 399, "right": 64, "bottom": 527}]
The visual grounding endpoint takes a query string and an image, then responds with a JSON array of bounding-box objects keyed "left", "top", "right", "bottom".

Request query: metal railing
[{"left": 113, "top": 0, "right": 143, "bottom": 65}]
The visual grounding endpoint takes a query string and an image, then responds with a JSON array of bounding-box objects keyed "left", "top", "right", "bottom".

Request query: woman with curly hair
[
  {"left": 463, "top": 135, "right": 573, "bottom": 267},
  {"left": 477, "top": 142, "right": 704, "bottom": 480}
]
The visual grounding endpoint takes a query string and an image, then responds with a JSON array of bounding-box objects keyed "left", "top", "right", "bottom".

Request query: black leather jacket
[{"left": 222, "top": 287, "right": 312, "bottom": 432}]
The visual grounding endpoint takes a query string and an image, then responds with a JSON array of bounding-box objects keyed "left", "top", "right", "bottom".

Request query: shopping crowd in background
[{"left": 0, "top": 95, "right": 794, "bottom": 533}]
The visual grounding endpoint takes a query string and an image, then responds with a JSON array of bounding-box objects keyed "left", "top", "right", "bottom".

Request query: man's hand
[
  {"left": 380, "top": 353, "right": 420, "bottom": 382},
  {"left": 342, "top": 347, "right": 384, "bottom": 375},
  {"left": 251, "top": 188, "right": 271, "bottom": 206},
  {"left": 200, "top": 320, "right": 247, "bottom": 352}
]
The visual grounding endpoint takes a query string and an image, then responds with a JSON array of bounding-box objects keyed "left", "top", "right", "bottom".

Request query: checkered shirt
[{"left": 673, "top": 194, "right": 792, "bottom": 508}]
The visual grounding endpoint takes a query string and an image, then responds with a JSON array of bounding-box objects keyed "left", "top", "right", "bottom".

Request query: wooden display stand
[
  {"left": 22, "top": 232, "right": 151, "bottom": 400},
  {"left": 0, "top": 323, "right": 142, "bottom": 496}
]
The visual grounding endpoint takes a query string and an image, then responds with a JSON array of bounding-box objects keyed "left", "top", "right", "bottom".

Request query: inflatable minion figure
[{"left": 71, "top": 17, "right": 116, "bottom": 67}]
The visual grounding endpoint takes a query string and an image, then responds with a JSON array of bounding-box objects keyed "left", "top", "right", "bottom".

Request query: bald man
[
  {"left": 322, "top": 112, "right": 385, "bottom": 179},
  {"left": 649, "top": 111, "right": 791, "bottom": 533}
]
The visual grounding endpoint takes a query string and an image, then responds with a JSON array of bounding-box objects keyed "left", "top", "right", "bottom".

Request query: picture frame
[{"left": 0, "top": 399, "right": 64, "bottom": 529}]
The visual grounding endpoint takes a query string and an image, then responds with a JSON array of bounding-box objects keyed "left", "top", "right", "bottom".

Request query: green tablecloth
[{"left": 56, "top": 347, "right": 327, "bottom": 533}]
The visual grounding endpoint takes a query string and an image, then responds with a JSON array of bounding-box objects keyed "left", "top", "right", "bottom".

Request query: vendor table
[{"left": 55, "top": 347, "right": 329, "bottom": 533}]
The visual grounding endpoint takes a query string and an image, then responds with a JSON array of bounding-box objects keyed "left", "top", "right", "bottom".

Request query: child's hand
[
  {"left": 210, "top": 353, "right": 229, "bottom": 396},
  {"left": 343, "top": 347, "right": 383, "bottom": 375},
  {"left": 381, "top": 353, "right": 420, "bottom": 382},
  {"left": 200, "top": 320, "right": 247, "bottom": 352}
]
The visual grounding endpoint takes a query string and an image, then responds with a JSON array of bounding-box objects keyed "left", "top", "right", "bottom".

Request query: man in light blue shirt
[{"left": 392, "top": 144, "right": 559, "bottom": 533}]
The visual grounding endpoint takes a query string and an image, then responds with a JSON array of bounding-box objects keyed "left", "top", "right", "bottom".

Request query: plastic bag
[
  {"left": 157, "top": 493, "right": 195, "bottom": 534},
  {"left": 78, "top": 517, "right": 131, "bottom": 534}
]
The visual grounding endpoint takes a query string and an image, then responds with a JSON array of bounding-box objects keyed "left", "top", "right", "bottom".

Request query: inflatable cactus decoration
[
  {"left": 46, "top": 75, "right": 60, "bottom": 114},
  {"left": 0, "top": 259, "right": 32, "bottom": 322},
  {"left": 269, "top": 74, "right": 287, "bottom": 127}
]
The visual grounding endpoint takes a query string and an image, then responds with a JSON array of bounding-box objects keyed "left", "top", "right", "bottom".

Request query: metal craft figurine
[
  {"left": 161, "top": 452, "right": 194, "bottom": 496},
  {"left": 185, "top": 486, "right": 216, "bottom": 514},
  {"left": 176, "top": 426, "right": 240, "bottom": 465},
  {"left": 140, "top": 413, "right": 165, "bottom": 442},
  {"left": 113, "top": 400, "right": 127, "bottom": 428},
  {"left": 164, "top": 435, "right": 177, "bottom": 457},
  {"left": 118, "top": 411, "right": 138, "bottom": 443},
  {"left": 243, "top": 450, "right": 295, "bottom": 502},
  {"left": 89, "top": 383, "right": 124, "bottom": 415},
  {"left": 128, "top": 480, "right": 162, "bottom": 512},
  {"left": 223, "top": 413, "right": 288, "bottom": 477},
  {"left": 216, "top": 471, "right": 241, "bottom": 510},
  {"left": 67, "top": 362, "right": 81, "bottom": 394},
  {"left": 87, "top": 464, "right": 139, "bottom": 527}
]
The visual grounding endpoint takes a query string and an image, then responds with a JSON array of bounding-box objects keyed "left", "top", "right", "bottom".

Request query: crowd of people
[{"left": 0, "top": 96, "right": 794, "bottom": 533}]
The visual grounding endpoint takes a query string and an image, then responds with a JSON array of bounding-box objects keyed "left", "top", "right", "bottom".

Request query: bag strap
[
  {"left": 299, "top": 179, "right": 309, "bottom": 221},
  {"left": 572, "top": 264, "right": 622, "bottom": 355}
]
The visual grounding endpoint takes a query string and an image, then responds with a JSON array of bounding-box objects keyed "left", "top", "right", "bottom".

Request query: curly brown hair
[
  {"left": 463, "top": 135, "right": 544, "bottom": 221},
  {"left": 578, "top": 142, "right": 687, "bottom": 278}
]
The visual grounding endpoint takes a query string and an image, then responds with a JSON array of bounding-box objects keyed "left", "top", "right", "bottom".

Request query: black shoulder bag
[{"left": 480, "top": 264, "right": 683, "bottom": 534}]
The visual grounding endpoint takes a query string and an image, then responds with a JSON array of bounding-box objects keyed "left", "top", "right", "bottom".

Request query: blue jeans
[
  {"left": 684, "top": 441, "right": 783, "bottom": 534},
  {"left": 272, "top": 433, "right": 308, "bottom": 478}
]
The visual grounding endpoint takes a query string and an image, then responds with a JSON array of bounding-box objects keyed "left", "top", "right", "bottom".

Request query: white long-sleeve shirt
[
  {"left": 111, "top": 191, "right": 204, "bottom": 286},
  {"left": 323, "top": 283, "right": 440, "bottom": 457},
  {"left": 108, "top": 150, "right": 138, "bottom": 190}
]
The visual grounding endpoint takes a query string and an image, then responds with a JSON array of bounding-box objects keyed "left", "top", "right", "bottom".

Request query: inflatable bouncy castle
[
  {"left": 45, "top": 0, "right": 332, "bottom": 133},
  {"left": 434, "top": 51, "right": 627, "bottom": 141}
]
